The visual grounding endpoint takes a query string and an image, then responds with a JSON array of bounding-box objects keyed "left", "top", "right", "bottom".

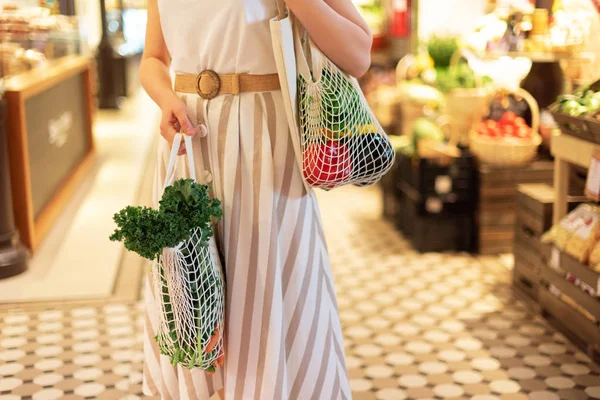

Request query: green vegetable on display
[
  {"left": 557, "top": 86, "right": 600, "bottom": 117},
  {"left": 412, "top": 118, "right": 446, "bottom": 149},
  {"left": 427, "top": 36, "right": 459, "bottom": 68},
  {"left": 435, "top": 63, "right": 492, "bottom": 93}
]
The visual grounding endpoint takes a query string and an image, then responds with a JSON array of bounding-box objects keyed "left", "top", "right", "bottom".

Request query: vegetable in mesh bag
[
  {"left": 298, "top": 53, "right": 394, "bottom": 189},
  {"left": 110, "top": 179, "right": 224, "bottom": 371}
]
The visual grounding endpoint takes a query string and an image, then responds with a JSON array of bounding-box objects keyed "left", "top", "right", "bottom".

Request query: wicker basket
[
  {"left": 469, "top": 88, "right": 542, "bottom": 166},
  {"left": 445, "top": 50, "right": 492, "bottom": 146}
]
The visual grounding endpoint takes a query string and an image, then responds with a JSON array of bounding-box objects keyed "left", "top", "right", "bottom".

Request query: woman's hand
[
  {"left": 141, "top": 0, "right": 207, "bottom": 155},
  {"left": 158, "top": 93, "right": 206, "bottom": 155}
]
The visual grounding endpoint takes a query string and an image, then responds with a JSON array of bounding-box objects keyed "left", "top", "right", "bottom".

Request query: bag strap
[
  {"left": 163, "top": 133, "right": 197, "bottom": 189},
  {"left": 276, "top": 0, "right": 286, "bottom": 19}
]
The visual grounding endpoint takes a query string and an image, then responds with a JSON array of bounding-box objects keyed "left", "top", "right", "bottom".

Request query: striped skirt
[{"left": 143, "top": 90, "right": 351, "bottom": 400}]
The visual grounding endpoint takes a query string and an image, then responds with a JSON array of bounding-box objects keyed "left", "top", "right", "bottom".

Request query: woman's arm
[
  {"left": 140, "top": 0, "right": 197, "bottom": 153},
  {"left": 286, "top": 0, "right": 373, "bottom": 78}
]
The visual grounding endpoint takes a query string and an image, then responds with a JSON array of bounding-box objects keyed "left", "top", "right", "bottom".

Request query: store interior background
[
  {"left": 0, "top": 0, "right": 505, "bottom": 304},
  {"left": 1, "top": 0, "right": 600, "bottom": 399}
]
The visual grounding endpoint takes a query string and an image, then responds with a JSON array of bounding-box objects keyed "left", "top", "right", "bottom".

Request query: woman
[{"left": 140, "top": 0, "right": 372, "bottom": 398}]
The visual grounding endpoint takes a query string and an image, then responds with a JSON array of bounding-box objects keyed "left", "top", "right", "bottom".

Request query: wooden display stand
[
  {"left": 530, "top": 132, "right": 600, "bottom": 362},
  {"left": 5, "top": 56, "right": 96, "bottom": 252},
  {"left": 477, "top": 162, "right": 554, "bottom": 255},
  {"left": 513, "top": 184, "right": 555, "bottom": 308},
  {"left": 551, "top": 133, "right": 596, "bottom": 223}
]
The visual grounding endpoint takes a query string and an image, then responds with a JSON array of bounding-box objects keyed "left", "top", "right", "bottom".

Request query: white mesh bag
[
  {"left": 152, "top": 134, "right": 225, "bottom": 371},
  {"left": 271, "top": 1, "right": 395, "bottom": 190}
]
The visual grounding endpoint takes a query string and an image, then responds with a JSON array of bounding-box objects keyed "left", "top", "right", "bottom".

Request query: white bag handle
[{"left": 163, "top": 133, "right": 197, "bottom": 189}]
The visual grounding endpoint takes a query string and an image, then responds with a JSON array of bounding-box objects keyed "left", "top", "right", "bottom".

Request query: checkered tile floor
[{"left": 2, "top": 186, "right": 600, "bottom": 400}]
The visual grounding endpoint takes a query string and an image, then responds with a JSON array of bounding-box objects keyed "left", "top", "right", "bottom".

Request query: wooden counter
[{"left": 5, "top": 55, "right": 96, "bottom": 252}]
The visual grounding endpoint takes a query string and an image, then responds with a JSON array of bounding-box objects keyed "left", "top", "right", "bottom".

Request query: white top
[{"left": 158, "top": 0, "right": 279, "bottom": 75}]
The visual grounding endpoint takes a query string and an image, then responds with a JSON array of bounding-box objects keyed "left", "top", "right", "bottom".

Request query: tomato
[
  {"left": 516, "top": 127, "right": 532, "bottom": 139},
  {"left": 303, "top": 140, "right": 352, "bottom": 189},
  {"left": 500, "top": 111, "right": 517, "bottom": 125},
  {"left": 514, "top": 117, "right": 527, "bottom": 127},
  {"left": 503, "top": 125, "right": 516, "bottom": 137},
  {"left": 484, "top": 120, "right": 498, "bottom": 130}
]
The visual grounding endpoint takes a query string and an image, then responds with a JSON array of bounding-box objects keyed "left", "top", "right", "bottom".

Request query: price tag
[{"left": 585, "top": 149, "right": 600, "bottom": 202}]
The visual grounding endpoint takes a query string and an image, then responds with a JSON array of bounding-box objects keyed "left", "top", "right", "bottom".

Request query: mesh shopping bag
[
  {"left": 271, "top": 0, "right": 395, "bottom": 190},
  {"left": 154, "top": 134, "right": 225, "bottom": 371},
  {"left": 152, "top": 228, "right": 225, "bottom": 370},
  {"left": 110, "top": 134, "right": 225, "bottom": 371}
]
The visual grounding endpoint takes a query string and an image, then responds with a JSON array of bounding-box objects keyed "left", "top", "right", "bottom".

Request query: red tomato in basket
[
  {"left": 500, "top": 111, "right": 517, "bottom": 125},
  {"left": 303, "top": 140, "right": 352, "bottom": 189},
  {"left": 503, "top": 125, "right": 516, "bottom": 137},
  {"left": 516, "top": 127, "right": 532, "bottom": 139},
  {"left": 484, "top": 120, "right": 498, "bottom": 130},
  {"left": 514, "top": 117, "right": 527, "bottom": 127}
]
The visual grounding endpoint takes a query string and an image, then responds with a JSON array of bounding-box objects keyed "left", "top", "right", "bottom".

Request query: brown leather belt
[{"left": 174, "top": 70, "right": 281, "bottom": 99}]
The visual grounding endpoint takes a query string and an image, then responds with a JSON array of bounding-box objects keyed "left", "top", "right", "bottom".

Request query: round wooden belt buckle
[{"left": 196, "top": 70, "right": 221, "bottom": 100}]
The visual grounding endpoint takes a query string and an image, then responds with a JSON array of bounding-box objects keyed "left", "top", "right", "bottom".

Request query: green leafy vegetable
[
  {"left": 110, "top": 179, "right": 223, "bottom": 370},
  {"left": 427, "top": 36, "right": 459, "bottom": 68},
  {"left": 109, "top": 179, "right": 222, "bottom": 261},
  {"left": 557, "top": 85, "right": 600, "bottom": 116},
  {"left": 435, "top": 63, "right": 492, "bottom": 94}
]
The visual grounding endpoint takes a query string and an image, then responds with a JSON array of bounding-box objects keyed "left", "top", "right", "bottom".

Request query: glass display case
[{"left": 0, "top": 4, "right": 80, "bottom": 79}]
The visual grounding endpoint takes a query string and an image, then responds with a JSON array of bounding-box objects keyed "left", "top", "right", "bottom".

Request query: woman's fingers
[
  {"left": 178, "top": 142, "right": 187, "bottom": 155},
  {"left": 160, "top": 120, "right": 178, "bottom": 145},
  {"left": 174, "top": 105, "right": 197, "bottom": 136}
]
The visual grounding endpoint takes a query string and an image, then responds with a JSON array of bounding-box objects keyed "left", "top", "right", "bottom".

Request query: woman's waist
[{"left": 173, "top": 69, "right": 281, "bottom": 100}]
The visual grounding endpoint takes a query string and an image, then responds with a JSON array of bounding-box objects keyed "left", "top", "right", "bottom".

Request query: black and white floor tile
[{"left": 1, "top": 186, "right": 600, "bottom": 400}]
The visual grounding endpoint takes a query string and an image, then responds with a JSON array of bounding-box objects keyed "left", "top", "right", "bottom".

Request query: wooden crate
[
  {"left": 512, "top": 184, "right": 583, "bottom": 305},
  {"left": 477, "top": 162, "right": 554, "bottom": 255},
  {"left": 515, "top": 184, "right": 554, "bottom": 234},
  {"left": 539, "top": 287, "right": 600, "bottom": 362},
  {"left": 380, "top": 154, "right": 400, "bottom": 221},
  {"left": 537, "top": 246, "right": 600, "bottom": 362},
  {"left": 513, "top": 261, "right": 542, "bottom": 312},
  {"left": 396, "top": 193, "right": 476, "bottom": 253}
]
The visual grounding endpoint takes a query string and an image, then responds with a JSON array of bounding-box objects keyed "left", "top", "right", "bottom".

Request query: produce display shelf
[
  {"left": 539, "top": 256, "right": 600, "bottom": 321},
  {"left": 539, "top": 287, "right": 600, "bottom": 362},
  {"left": 469, "top": 49, "right": 596, "bottom": 63},
  {"left": 550, "top": 133, "right": 597, "bottom": 224},
  {"left": 541, "top": 244, "right": 600, "bottom": 295}
]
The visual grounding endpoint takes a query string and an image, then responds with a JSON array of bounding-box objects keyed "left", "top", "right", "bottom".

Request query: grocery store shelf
[
  {"left": 551, "top": 132, "right": 598, "bottom": 224},
  {"left": 464, "top": 48, "right": 595, "bottom": 63},
  {"left": 551, "top": 133, "right": 596, "bottom": 169}
]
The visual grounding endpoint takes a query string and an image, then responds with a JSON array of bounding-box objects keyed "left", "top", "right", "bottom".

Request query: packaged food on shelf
[
  {"left": 564, "top": 206, "right": 600, "bottom": 263},
  {"left": 542, "top": 204, "right": 594, "bottom": 250}
]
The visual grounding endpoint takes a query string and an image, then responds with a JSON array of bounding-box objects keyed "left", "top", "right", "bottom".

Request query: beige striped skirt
[{"left": 143, "top": 90, "right": 351, "bottom": 400}]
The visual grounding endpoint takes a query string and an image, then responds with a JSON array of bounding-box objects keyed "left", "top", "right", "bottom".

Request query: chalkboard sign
[
  {"left": 25, "top": 73, "right": 89, "bottom": 218},
  {"left": 5, "top": 56, "right": 95, "bottom": 252}
]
